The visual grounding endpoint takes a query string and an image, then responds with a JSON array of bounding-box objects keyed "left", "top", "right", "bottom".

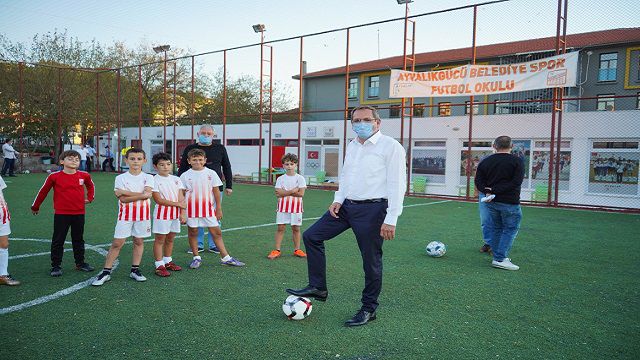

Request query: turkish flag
[{"left": 308, "top": 151, "right": 319, "bottom": 159}]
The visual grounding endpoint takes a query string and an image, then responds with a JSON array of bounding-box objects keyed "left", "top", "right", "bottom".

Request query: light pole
[
  {"left": 153, "top": 45, "right": 171, "bottom": 154},
  {"left": 253, "top": 24, "right": 266, "bottom": 182}
]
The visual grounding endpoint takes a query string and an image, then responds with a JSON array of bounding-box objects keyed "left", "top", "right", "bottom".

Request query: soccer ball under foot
[
  {"left": 426, "top": 241, "right": 447, "bottom": 257},
  {"left": 282, "top": 295, "right": 312, "bottom": 320}
]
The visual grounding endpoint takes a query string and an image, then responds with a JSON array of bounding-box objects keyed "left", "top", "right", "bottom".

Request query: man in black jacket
[
  {"left": 474, "top": 136, "right": 524, "bottom": 271},
  {"left": 178, "top": 124, "right": 233, "bottom": 253}
]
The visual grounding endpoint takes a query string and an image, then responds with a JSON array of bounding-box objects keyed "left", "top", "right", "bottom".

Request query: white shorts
[
  {"left": 276, "top": 212, "right": 303, "bottom": 226},
  {"left": 186, "top": 217, "right": 219, "bottom": 228},
  {"left": 0, "top": 221, "right": 10, "bottom": 237},
  {"left": 152, "top": 218, "right": 181, "bottom": 235},
  {"left": 114, "top": 220, "right": 151, "bottom": 239}
]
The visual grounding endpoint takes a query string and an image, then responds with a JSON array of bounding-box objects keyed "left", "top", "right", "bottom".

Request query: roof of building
[{"left": 299, "top": 28, "right": 640, "bottom": 79}]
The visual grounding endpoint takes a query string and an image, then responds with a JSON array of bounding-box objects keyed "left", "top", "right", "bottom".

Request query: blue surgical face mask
[
  {"left": 352, "top": 122, "right": 375, "bottom": 139},
  {"left": 198, "top": 134, "right": 213, "bottom": 145}
]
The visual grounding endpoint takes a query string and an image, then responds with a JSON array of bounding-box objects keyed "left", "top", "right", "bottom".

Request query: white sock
[
  {"left": 193, "top": 255, "right": 201, "bottom": 260},
  {"left": 163, "top": 256, "right": 172, "bottom": 264},
  {"left": 154, "top": 260, "right": 164, "bottom": 268},
  {"left": 221, "top": 255, "right": 232, "bottom": 262},
  {"left": 0, "top": 248, "right": 8, "bottom": 276}
]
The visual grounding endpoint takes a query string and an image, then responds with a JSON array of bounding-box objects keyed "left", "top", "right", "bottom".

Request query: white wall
[{"left": 113, "top": 110, "right": 640, "bottom": 209}]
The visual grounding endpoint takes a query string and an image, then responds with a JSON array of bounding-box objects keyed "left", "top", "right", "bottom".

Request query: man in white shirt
[
  {"left": 286, "top": 106, "right": 407, "bottom": 327},
  {"left": 84, "top": 144, "right": 96, "bottom": 172},
  {"left": 1, "top": 139, "right": 19, "bottom": 177},
  {"left": 78, "top": 144, "right": 88, "bottom": 171}
]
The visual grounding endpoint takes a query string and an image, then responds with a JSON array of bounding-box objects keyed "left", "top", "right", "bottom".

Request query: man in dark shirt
[
  {"left": 474, "top": 136, "right": 524, "bottom": 271},
  {"left": 178, "top": 124, "right": 233, "bottom": 253}
]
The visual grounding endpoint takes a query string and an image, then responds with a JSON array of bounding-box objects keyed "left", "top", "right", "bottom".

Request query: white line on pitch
[
  {"left": 0, "top": 245, "right": 119, "bottom": 315},
  {"left": 3, "top": 199, "right": 449, "bottom": 315}
]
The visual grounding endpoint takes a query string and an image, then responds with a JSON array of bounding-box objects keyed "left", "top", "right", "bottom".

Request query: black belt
[{"left": 346, "top": 198, "right": 387, "bottom": 204}]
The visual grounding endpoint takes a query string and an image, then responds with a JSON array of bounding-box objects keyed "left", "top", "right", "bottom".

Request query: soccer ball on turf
[
  {"left": 426, "top": 241, "right": 447, "bottom": 257},
  {"left": 282, "top": 295, "right": 312, "bottom": 320},
  {"left": 23, "top": 170, "right": 30, "bottom": 174}
]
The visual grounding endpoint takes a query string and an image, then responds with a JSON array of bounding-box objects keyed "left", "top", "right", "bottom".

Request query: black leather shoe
[
  {"left": 285, "top": 286, "right": 328, "bottom": 301},
  {"left": 344, "top": 310, "right": 376, "bottom": 327}
]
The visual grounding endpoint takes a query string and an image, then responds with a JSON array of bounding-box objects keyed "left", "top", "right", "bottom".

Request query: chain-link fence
[{"left": 1, "top": 1, "right": 638, "bottom": 211}]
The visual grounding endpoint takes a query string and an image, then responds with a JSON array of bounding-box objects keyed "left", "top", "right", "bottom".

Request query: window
[
  {"left": 531, "top": 139, "right": 572, "bottom": 191},
  {"left": 593, "top": 141, "right": 639, "bottom": 149},
  {"left": 367, "top": 76, "right": 380, "bottom": 98},
  {"left": 348, "top": 77, "right": 358, "bottom": 99},
  {"left": 438, "top": 102, "right": 451, "bottom": 116},
  {"left": 588, "top": 140, "right": 639, "bottom": 195},
  {"left": 465, "top": 101, "right": 479, "bottom": 115},
  {"left": 413, "top": 104, "right": 425, "bottom": 117},
  {"left": 598, "top": 53, "right": 617, "bottom": 82},
  {"left": 389, "top": 104, "right": 401, "bottom": 118},
  {"left": 494, "top": 100, "right": 508, "bottom": 114},
  {"left": 596, "top": 94, "right": 615, "bottom": 111},
  {"left": 226, "top": 139, "right": 265, "bottom": 146},
  {"left": 412, "top": 140, "right": 447, "bottom": 184}
]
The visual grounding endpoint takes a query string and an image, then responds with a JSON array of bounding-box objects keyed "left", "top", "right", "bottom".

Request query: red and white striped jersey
[
  {"left": 180, "top": 168, "right": 223, "bottom": 218},
  {"left": 0, "top": 176, "right": 10, "bottom": 224},
  {"left": 153, "top": 174, "right": 185, "bottom": 220},
  {"left": 114, "top": 172, "right": 154, "bottom": 221},
  {"left": 275, "top": 173, "right": 306, "bottom": 214}
]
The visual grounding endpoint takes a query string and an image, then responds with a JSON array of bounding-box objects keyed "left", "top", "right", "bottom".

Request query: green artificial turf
[{"left": 0, "top": 172, "right": 638, "bottom": 359}]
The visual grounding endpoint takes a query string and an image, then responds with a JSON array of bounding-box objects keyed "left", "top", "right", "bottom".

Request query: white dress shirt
[
  {"left": 334, "top": 130, "right": 407, "bottom": 226},
  {"left": 77, "top": 148, "right": 87, "bottom": 161},
  {"left": 2, "top": 143, "right": 18, "bottom": 159},
  {"left": 85, "top": 146, "right": 96, "bottom": 157}
]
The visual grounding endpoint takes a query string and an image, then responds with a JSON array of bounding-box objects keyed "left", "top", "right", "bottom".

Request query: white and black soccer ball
[
  {"left": 23, "top": 170, "right": 30, "bottom": 174},
  {"left": 282, "top": 295, "right": 312, "bottom": 320},
  {"left": 426, "top": 241, "right": 447, "bottom": 257}
]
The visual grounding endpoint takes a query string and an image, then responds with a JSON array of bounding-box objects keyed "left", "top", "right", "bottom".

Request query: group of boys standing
[{"left": 1, "top": 114, "right": 525, "bottom": 329}]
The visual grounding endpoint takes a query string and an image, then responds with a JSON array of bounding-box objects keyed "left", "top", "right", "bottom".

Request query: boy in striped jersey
[
  {"left": 92, "top": 148, "right": 154, "bottom": 286},
  {"left": 268, "top": 153, "right": 307, "bottom": 259},
  {"left": 151, "top": 152, "right": 186, "bottom": 277},
  {"left": 180, "top": 149, "right": 244, "bottom": 268},
  {"left": 0, "top": 175, "right": 19, "bottom": 285}
]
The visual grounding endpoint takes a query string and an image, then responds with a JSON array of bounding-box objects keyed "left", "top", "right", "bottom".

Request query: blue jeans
[
  {"left": 197, "top": 191, "right": 223, "bottom": 248},
  {"left": 478, "top": 194, "right": 491, "bottom": 245},
  {"left": 80, "top": 160, "right": 87, "bottom": 171},
  {"left": 485, "top": 201, "right": 522, "bottom": 262}
]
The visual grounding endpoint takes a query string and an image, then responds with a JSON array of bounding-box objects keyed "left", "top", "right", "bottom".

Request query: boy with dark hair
[
  {"left": 92, "top": 148, "right": 154, "bottom": 285},
  {"left": 180, "top": 148, "right": 244, "bottom": 268},
  {"left": 151, "top": 152, "right": 186, "bottom": 277},
  {"left": 268, "top": 153, "right": 307, "bottom": 259},
  {"left": 32, "top": 150, "right": 95, "bottom": 276},
  {"left": 475, "top": 136, "right": 525, "bottom": 271}
]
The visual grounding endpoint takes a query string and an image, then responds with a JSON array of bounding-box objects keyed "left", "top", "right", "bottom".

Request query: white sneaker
[
  {"left": 91, "top": 272, "right": 111, "bottom": 286},
  {"left": 492, "top": 258, "right": 519, "bottom": 271},
  {"left": 129, "top": 271, "right": 147, "bottom": 282}
]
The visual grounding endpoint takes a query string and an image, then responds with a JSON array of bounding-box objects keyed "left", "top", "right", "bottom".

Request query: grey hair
[
  {"left": 198, "top": 124, "right": 215, "bottom": 134},
  {"left": 350, "top": 106, "right": 381, "bottom": 121}
]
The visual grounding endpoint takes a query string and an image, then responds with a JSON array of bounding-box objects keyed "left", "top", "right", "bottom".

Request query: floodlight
[
  {"left": 396, "top": 0, "right": 413, "bottom": 4},
  {"left": 252, "top": 24, "right": 266, "bottom": 33},
  {"left": 153, "top": 45, "right": 171, "bottom": 53}
]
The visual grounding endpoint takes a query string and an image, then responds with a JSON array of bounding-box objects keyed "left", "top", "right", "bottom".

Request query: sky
[{"left": 1, "top": 0, "right": 638, "bottom": 94}]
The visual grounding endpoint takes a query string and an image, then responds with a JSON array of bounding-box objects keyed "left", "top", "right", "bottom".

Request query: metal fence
[{"left": 0, "top": 0, "right": 638, "bottom": 211}]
